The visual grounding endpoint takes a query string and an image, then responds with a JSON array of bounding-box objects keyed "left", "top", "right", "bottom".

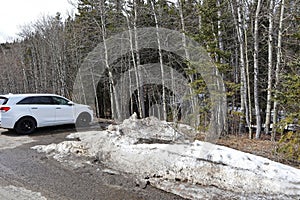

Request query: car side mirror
[{"left": 67, "top": 101, "right": 75, "bottom": 106}]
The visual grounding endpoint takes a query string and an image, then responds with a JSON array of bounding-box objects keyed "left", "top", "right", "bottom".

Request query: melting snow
[
  {"left": 0, "top": 131, "right": 35, "bottom": 150},
  {"left": 32, "top": 114, "right": 300, "bottom": 199},
  {"left": 0, "top": 185, "right": 46, "bottom": 200}
]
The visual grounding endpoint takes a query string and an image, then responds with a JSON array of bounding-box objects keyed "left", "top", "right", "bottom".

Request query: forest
[{"left": 0, "top": 0, "right": 299, "bottom": 160}]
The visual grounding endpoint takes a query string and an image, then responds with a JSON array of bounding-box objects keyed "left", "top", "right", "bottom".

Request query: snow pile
[
  {"left": 32, "top": 141, "right": 88, "bottom": 163},
  {"left": 32, "top": 115, "right": 300, "bottom": 199}
]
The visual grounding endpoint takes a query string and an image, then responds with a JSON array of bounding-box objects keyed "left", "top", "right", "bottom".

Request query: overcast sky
[{"left": 0, "top": 0, "right": 77, "bottom": 43}]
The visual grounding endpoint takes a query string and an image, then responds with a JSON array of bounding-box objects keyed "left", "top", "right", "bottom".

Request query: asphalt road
[{"left": 0, "top": 126, "right": 184, "bottom": 200}]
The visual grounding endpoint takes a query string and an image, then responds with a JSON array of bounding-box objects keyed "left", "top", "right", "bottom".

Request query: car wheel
[
  {"left": 76, "top": 113, "right": 91, "bottom": 127},
  {"left": 14, "top": 117, "right": 36, "bottom": 134}
]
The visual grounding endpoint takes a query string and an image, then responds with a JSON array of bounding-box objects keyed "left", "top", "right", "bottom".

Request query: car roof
[
  {"left": 0, "top": 94, "right": 71, "bottom": 105},
  {"left": 0, "top": 94, "right": 68, "bottom": 101},
  {"left": 0, "top": 93, "right": 62, "bottom": 97}
]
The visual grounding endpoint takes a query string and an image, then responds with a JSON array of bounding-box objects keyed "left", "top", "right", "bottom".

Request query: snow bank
[{"left": 32, "top": 115, "right": 300, "bottom": 199}]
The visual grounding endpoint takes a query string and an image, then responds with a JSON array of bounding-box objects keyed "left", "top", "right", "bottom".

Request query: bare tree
[
  {"left": 99, "top": 1, "right": 121, "bottom": 120},
  {"left": 231, "top": 0, "right": 251, "bottom": 136},
  {"left": 151, "top": 0, "right": 167, "bottom": 120},
  {"left": 265, "top": 0, "right": 275, "bottom": 135},
  {"left": 254, "top": 0, "right": 262, "bottom": 139},
  {"left": 243, "top": 2, "right": 253, "bottom": 139},
  {"left": 133, "top": 0, "right": 145, "bottom": 118},
  {"left": 178, "top": 0, "right": 197, "bottom": 117},
  {"left": 271, "top": 0, "right": 285, "bottom": 141}
]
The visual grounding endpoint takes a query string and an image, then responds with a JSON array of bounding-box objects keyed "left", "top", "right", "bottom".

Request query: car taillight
[{"left": 0, "top": 106, "right": 10, "bottom": 112}]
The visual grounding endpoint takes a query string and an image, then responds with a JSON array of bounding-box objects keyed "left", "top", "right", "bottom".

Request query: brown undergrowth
[{"left": 215, "top": 134, "right": 300, "bottom": 169}]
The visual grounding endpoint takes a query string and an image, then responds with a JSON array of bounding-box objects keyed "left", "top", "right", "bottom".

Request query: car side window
[
  {"left": 17, "top": 97, "right": 35, "bottom": 104},
  {"left": 17, "top": 96, "right": 53, "bottom": 105},
  {"left": 52, "top": 96, "right": 69, "bottom": 105}
]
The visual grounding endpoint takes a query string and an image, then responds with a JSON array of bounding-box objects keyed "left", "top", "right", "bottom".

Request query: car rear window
[{"left": 0, "top": 97, "right": 8, "bottom": 105}]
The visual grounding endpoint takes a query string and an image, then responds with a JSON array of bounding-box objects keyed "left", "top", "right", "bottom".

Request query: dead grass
[{"left": 215, "top": 134, "right": 300, "bottom": 169}]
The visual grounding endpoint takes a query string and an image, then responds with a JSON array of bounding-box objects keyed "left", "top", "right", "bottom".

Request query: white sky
[{"left": 0, "top": 0, "right": 78, "bottom": 43}]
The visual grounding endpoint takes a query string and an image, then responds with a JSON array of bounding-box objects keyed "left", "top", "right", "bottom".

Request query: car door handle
[
  {"left": 56, "top": 107, "right": 61, "bottom": 109},
  {"left": 31, "top": 107, "right": 38, "bottom": 109}
]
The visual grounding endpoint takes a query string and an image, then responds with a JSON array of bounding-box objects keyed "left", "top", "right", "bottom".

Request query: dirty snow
[
  {"left": 0, "top": 185, "right": 47, "bottom": 200},
  {"left": 32, "top": 114, "right": 300, "bottom": 199},
  {"left": 0, "top": 130, "right": 35, "bottom": 150}
]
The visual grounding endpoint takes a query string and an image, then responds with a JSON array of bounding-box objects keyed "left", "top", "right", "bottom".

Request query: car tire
[
  {"left": 14, "top": 117, "right": 36, "bottom": 134},
  {"left": 76, "top": 112, "right": 91, "bottom": 127}
]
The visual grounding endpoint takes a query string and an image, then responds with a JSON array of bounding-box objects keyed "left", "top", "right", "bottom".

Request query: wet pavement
[{"left": 0, "top": 126, "right": 184, "bottom": 200}]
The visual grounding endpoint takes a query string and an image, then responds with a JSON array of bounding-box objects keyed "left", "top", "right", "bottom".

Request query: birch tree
[
  {"left": 271, "top": 0, "right": 285, "bottom": 141},
  {"left": 229, "top": 0, "right": 251, "bottom": 136},
  {"left": 133, "top": 0, "right": 145, "bottom": 118},
  {"left": 99, "top": 0, "right": 121, "bottom": 120},
  {"left": 243, "top": 1, "right": 253, "bottom": 139},
  {"left": 265, "top": 0, "right": 275, "bottom": 135},
  {"left": 151, "top": 0, "right": 167, "bottom": 120},
  {"left": 178, "top": 0, "right": 197, "bottom": 116},
  {"left": 254, "top": 0, "right": 263, "bottom": 139}
]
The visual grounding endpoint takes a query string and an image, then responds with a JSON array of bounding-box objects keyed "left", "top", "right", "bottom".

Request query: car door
[
  {"left": 52, "top": 96, "right": 75, "bottom": 124},
  {"left": 17, "top": 96, "right": 56, "bottom": 126}
]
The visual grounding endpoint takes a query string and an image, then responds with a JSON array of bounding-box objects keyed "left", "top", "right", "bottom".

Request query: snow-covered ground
[{"left": 32, "top": 115, "right": 300, "bottom": 199}]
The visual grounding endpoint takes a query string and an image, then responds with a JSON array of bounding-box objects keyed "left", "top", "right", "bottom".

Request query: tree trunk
[
  {"left": 265, "top": 0, "right": 275, "bottom": 135},
  {"left": 178, "top": 0, "right": 198, "bottom": 122},
  {"left": 99, "top": 1, "right": 120, "bottom": 120},
  {"left": 123, "top": 9, "right": 135, "bottom": 117},
  {"left": 233, "top": 0, "right": 250, "bottom": 135},
  {"left": 151, "top": 0, "right": 167, "bottom": 120},
  {"left": 271, "top": 0, "right": 285, "bottom": 141},
  {"left": 243, "top": 3, "right": 253, "bottom": 139},
  {"left": 133, "top": 0, "right": 145, "bottom": 119},
  {"left": 254, "top": 0, "right": 262, "bottom": 139},
  {"left": 217, "top": 0, "right": 224, "bottom": 64}
]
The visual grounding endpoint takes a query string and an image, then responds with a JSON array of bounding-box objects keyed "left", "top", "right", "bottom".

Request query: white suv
[{"left": 0, "top": 94, "right": 93, "bottom": 134}]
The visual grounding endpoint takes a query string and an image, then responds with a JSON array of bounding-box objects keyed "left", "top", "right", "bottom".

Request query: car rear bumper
[{"left": 0, "top": 116, "right": 15, "bottom": 129}]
